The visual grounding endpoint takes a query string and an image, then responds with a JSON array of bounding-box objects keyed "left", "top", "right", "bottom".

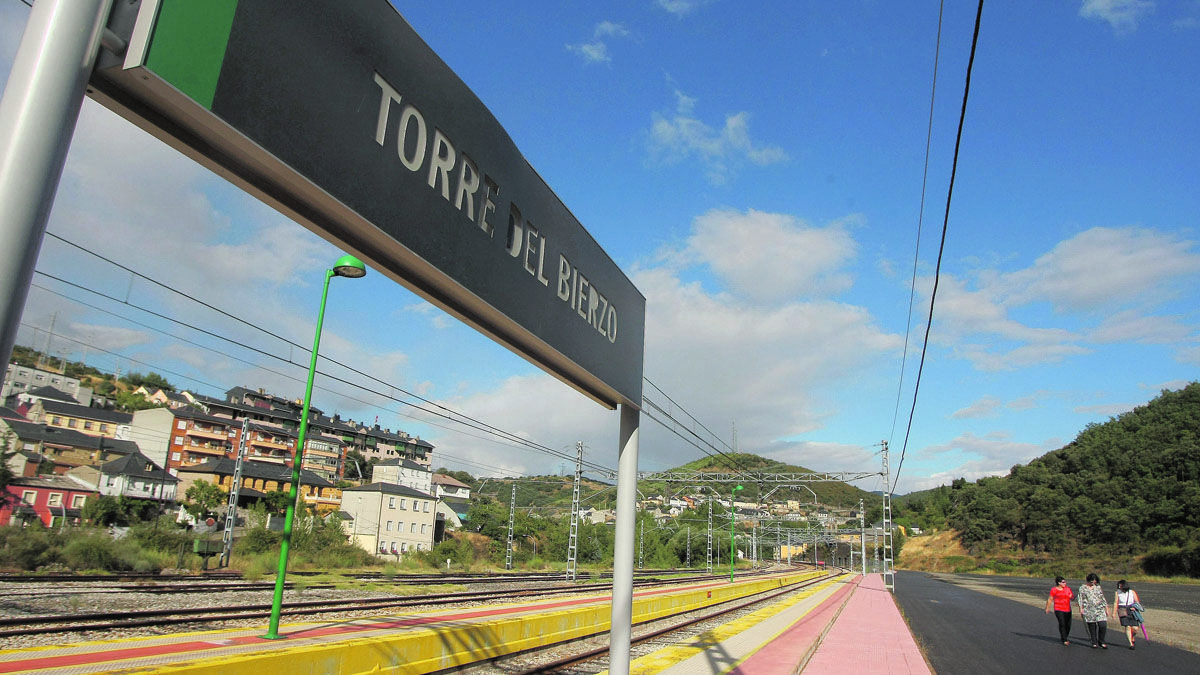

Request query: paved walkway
[
  {"left": 624, "top": 573, "right": 931, "bottom": 675},
  {"left": 803, "top": 573, "right": 931, "bottom": 674}
]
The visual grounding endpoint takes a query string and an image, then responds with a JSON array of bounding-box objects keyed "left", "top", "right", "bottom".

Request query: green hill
[
  {"left": 467, "top": 452, "right": 881, "bottom": 516},
  {"left": 896, "top": 382, "right": 1200, "bottom": 577}
]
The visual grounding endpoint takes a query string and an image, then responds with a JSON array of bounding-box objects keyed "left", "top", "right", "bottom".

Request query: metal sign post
[{"left": 0, "top": 0, "right": 112, "bottom": 368}]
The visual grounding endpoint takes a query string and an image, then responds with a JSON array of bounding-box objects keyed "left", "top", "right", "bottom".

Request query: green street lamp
[
  {"left": 729, "top": 484, "right": 744, "bottom": 582},
  {"left": 264, "top": 254, "right": 365, "bottom": 639}
]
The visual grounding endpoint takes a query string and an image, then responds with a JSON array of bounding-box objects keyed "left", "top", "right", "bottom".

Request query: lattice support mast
[
  {"left": 219, "top": 419, "right": 251, "bottom": 568},
  {"left": 881, "top": 440, "right": 895, "bottom": 591},
  {"left": 567, "top": 441, "right": 582, "bottom": 580},
  {"left": 505, "top": 483, "right": 516, "bottom": 571}
]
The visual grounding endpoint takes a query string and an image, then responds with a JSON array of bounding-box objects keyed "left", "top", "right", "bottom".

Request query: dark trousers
[
  {"left": 1054, "top": 610, "right": 1072, "bottom": 642},
  {"left": 1085, "top": 620, "right": 1108, "bottom": 646}
]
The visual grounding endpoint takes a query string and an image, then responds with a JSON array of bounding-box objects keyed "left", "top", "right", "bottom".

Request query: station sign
[{"left": 89, "top": 0, "right": 645, "bottom": 408}]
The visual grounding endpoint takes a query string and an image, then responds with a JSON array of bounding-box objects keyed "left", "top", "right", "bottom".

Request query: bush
[
  {"left": 236, "top": 527, "right": 281, "bottom": 555},
  {"left": 0, "top": 525, "right": 64, "bottom": 570},
  {"left": 61, "top": 531, "right": 121, "bottom": 571},
  {"left": 1142, "top": 542, "right": 1200, "bottom": 577}
]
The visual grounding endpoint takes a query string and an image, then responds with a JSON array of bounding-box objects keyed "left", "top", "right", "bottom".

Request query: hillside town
[
  {"left": 2, "top": 362, "right": 868, "bottom": 561},
  {"left": 1, "top": 362, "right": 475, "bottom": 557}
]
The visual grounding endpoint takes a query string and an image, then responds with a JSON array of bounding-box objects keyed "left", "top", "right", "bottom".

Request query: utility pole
[
  {"left": 567, "top": 441, "right": 582, "bottom": 580},
  {"left": 219, "top": 419, "right": 251, "bottom": 567},
  {"left": 881, "top": 440, "right": 895, "bottom": 591},
  {"left": 706, "top": 493, "right": 714, "bottom": 574},
  {"left": 858, "top": 498, "right": 866, "bottom": 576},
  {"left": 505, "top": 483, "right": 516, "bottom": 570},
  {"left": 638, "top": 519, "right": 644, "bottom": 569}
]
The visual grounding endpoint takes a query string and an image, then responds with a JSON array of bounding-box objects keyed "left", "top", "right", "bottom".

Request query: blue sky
[{"left": 3, "top": 1, "right": 1198, "bottom": 493}]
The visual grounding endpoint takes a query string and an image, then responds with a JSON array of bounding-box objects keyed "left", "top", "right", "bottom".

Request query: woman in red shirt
[{"left": 1044, "top": 575, "right": 1074, "bottom": 645}]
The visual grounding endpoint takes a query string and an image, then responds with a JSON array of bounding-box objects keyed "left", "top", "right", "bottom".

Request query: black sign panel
[{"left": 90, "top": 0, "right": 644, "bottom": 408}]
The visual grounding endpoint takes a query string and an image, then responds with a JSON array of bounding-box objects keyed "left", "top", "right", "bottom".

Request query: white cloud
[
  {"left": 648, "top": 89, "right": 788, "bottom": 185},
  {"left": 424, "top": 208, "right": 899, "bottom": 476},
  {"left": 898, "top": 432, "right": 1057, "bottom": 492},
  {"left": 1080, "top": 0, "right": 1156, "bottom": 33},
  {"left": 1002, "top": 227, "right": 1200, "bottom": 311},
  {"left": 925, "top": 226, "right": 1200, "bottom": 371},
  {"left": 668, "top": 209, "right": 858, "bottom": 304},
  {"left": 950, "top": 396, "right": 1003, "bottom": 419},
  {"left": 657, "top": 0, "right": 708, "bottom": 17},
  {"left": 1088, "top": 310, "right": 1193, "bottom": 344},
  {"left": 567, "top": 21, "right": 631, "bottom": 64}
]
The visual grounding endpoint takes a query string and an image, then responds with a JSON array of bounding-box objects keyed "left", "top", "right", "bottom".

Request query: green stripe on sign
[{"left": 144, "top": 0, "right": 239, "bottom": 109}]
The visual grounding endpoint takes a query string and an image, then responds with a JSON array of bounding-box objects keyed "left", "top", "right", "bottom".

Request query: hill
[
  {"left": 467, "top": 452, "right": 882, "bottom": 516},
  {"left": 895, "top": 382, "right": 1200, "bottom": 577}
]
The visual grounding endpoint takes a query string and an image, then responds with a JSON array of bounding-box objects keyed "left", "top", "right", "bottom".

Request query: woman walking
[
  {"left": 1044, "top": 575, "right": 1073, "bottom": 645},
  {"left": 1077, "top": 573, "right": 1107, "bottom": 648},
  {"left": 1112, "top": 579, "right": 1142, "bottom": 650}
]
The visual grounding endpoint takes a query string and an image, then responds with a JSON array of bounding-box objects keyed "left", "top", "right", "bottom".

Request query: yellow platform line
[
  {"left": 613, "top": 575, "right": 845, "bottom": 675},
  {"left": 3, "top": 572, "right": 826, "bottom": 675}
]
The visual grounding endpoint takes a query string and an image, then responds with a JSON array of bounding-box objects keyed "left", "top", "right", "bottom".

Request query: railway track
[
  {"left": 475, "top": 570, "right": 843, "bottom": 674},
  {"left": 0, "top": 569, "right": 784, "bottom": 639},
  {"left": 0, "top": 567, "right": 683, "bottom": 592}
]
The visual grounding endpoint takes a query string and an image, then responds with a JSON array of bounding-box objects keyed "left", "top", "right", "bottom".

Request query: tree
[
  {"left": 82, "top": 495, "right": 126, "bottom": 526},
  {"left": 344, "top": 449, "right": 372, "bottom": 481},
  {"left": 183, "top": 480, "right": 227, "bottom": 519},
  {"left": 114, "top": 390, "right": 159, "bottom": 412},
  {"left": 262, "top": 489, "right": 293, "bottom": 515},
  {"left": 119, "top": 371, "right": 174, "bottom": 392}
]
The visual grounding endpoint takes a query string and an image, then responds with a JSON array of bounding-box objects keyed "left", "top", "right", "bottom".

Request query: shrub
[
  {"left": 0, "top": 525, "right": 63, "bottom": 570},
  {"left": 61, "top": 531, "right": 121, "bottom": 571},
  {"left": 236, "top": 527, "right": 281, "bottom": 555},
  {"left": 1142, "top": 542, "right": 1200, "bottom": 578}
]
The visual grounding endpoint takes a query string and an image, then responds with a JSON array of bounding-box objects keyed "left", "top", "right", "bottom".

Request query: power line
[
  {"left": 891, "top": 0, "right": 945, "bottom": 445},
  {"left": 894, "top": 0, "right": 985, "bottom": 492},
  {"left": 30, "top": 239, "right": 616, "bottom": 474}
]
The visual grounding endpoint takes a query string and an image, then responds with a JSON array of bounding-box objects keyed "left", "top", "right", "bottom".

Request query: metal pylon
[
  {"left": 219, "top": 419, "right": 250, "bottom": 567},
  {"left": 706, "top": 495, "right": 714, "bottom": 574},
  {"left": 505, "top": 483, "right": 516, "bottom": 570},
  {"left": 567, "top": 441, "right": 582, "bottom": 580},
  {"left": 881, "top": 440, "right": 895, "bottom": 592}
]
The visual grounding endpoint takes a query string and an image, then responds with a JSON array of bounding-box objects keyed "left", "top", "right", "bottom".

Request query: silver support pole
[
  {"left": 0, "top": 0, "right": 113, "bottom": 367},
  {"left": 859, "top": 498, "right": 867, "bottom": 576},
  {"left": 608, "top": 404, "right": 640, "bottom": 675}
]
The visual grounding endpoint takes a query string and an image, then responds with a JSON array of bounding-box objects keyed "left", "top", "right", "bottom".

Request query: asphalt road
[{"left": 894, "top": 571, "right": 1200, "bottom": 674}]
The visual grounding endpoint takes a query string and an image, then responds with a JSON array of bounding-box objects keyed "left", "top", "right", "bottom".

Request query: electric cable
[
  {"left": 28, "top": 260, "right": 614, "bottom": 473},
  {"left": 894, "top": 0, "right": 985, "bottom": 492},
  {"left": 891, "top": 0, "right": 944, "bottom": 444}
]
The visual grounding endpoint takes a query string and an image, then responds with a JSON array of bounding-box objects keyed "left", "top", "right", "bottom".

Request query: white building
[
  {"left": 2, "top": 364, "right": 89, "bottom": 407},
  {"left": 373, "top": 457, "right": 433, "bottom": 494},
  {"left": 340, "top": 483, "right": 438, "bottom": 557},
  {"left": 432, "top": 473, "right": 471, "bottom": 500},
  {"left": 67, "top": 451, "right": 178, "bottom": 503}
]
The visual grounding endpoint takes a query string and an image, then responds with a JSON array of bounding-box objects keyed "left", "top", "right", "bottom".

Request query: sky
[{"left": 2, "top": 0, "right": 1198, "bottom": 495}]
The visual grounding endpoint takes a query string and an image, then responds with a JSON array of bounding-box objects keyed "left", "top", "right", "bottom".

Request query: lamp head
[
  {"left": 733, "top": 484, "right": 744, "bottom": 493},
  {"left": 332, "top": 255, "right": 367, "bottom": 278}
]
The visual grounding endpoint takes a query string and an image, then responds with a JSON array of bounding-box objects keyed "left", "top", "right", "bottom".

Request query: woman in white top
[{"left": 1111, "top": 579, "right": 1142, "bottom": 650}]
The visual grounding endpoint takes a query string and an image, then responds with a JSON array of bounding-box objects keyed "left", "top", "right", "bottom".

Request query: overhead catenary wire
[
  {"left": 41, "top": 232, "right": 547, "bottom": 451},
  {"left": 641, "top": 377, "right": 759, "bottom": 479},
  {"left": 28, "top": 241, "right": 615, "bottom": 474},
  {"left": 890, "top": 0, "right": 944, "bottom": 445},
  {"left": 894, "top": 0, "right": 985, "bottom": 493}
]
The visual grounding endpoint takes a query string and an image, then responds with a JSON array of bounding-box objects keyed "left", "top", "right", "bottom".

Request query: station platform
[
  {"left": 621, "top": 572, "right": 931, "bottom": 675},
  {"left": 0, "top": 571, "right": 928, "bottom": 674}
]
